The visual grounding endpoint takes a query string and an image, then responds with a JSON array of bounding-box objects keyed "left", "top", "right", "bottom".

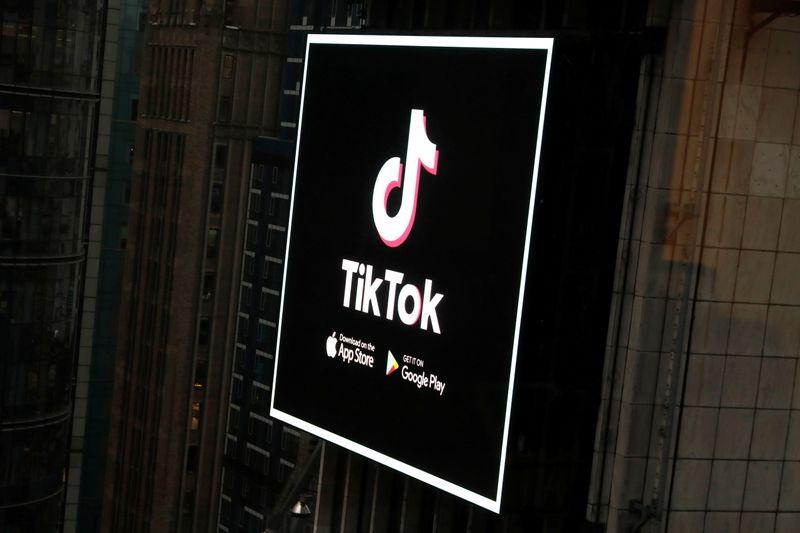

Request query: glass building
[
  {"left": 0, "top": 0, "right": 106, "bottom": 531},
  {"left": 63, "top": 0, "right": 148, "bottom": 531}
]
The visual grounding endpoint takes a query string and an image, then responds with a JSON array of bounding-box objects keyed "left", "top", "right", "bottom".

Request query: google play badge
[{"left": 386, "top": 351, "right": 399, "bottom": 376}]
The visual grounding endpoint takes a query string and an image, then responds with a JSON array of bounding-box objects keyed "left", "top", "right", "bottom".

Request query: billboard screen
[{"left": 271, "top": 34, "right": 552, "bottom": 512}]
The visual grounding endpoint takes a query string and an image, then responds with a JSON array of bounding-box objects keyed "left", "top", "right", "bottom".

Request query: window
[
  {"left": 246, "top": 223, "right": 258, "bottom": 246},
  {"left": 278, "top": 460, "right": 294, "bottom": 482},
  {"left": 203, "top": 272, "right": 215, "bottom": 300},
  {"left": 223, "top": 54, "right": 236, "bottom": 79},
  {"left": 191, "top": 402, "right": 202, "bottom": 431},
  {"left": 232, "top": 375, "right": 243, "bottom": 400},
  {"left": 218, "top": 96, "right": 231, "bottom": 122},
  {"left": 226, "top": 435, "right": 238, "bottom": 457},
  {"left": 263, "top": 258, "right": 282, "bottom": 283},
  {"left": 237, "top": 315, "right": 249, "bottom": 342},
  {"left": 281, "top": 428, "right": 300, "bottom": 452},
  {"left": 256, "top": 320, "right": 269, "bottom": 344},
  {"left": 120, "top": 227, "right": 128, "bottom": 249},
  {"left": 265, "top": 225, "right": 286, "bottom": 250},
  {"left": 244, "top": 254, "right": 254, "bottom": 276},
  {"left": 272, "top": 166, "right": 279, "bottom": 184},
  {"left": 131, "top": 98, "right": 139, "bottom": 120},
  {"left": 254, "top": 352, "right": 272, "bottom": 377},
  {"left": 249, "top": 191, "right": 261, "bottom": 214},
  {"left": 198, "top": 317, "right": 210, "bottom": 345},
  {"left": 252, "top": 382, "right": 269, "bottom": 407},
  {"left": 206, "top": 228, "right": 219, "bottom": 258},
  {"left": 229, "top": 406, "right": 240, "bottom": 430},
  {"left": 214, "top": 144, "right": 228, "bottom": 170},
  {"left": 240, "top": 284, "right": 251, "bottom": 308},
  {"left": 194, "top": 360, "right": 207, "bottom": 389},
  {"left": 258, "top": 289, "right": 267, "bottom": 311},
  {"left": 186, "top": 445, "right": 198, "bottom": 472},
  {"left": 211, "top": 183, "right": 223, "bottom": 213},
  {"left": 247, "top": 415, "right": 256, "bottom": 436},
  {"left": 235, "top": 346, "right": 247, "bottom": 370}
]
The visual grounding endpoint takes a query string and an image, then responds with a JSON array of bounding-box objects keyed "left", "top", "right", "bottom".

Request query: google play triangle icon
[{"left": 386, "top": 351, "right": 399, "bottom": 376}]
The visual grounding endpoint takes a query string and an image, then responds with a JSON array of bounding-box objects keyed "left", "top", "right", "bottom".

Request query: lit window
[
  {"left": 222, "top": 54, "right": 236, "bottom": 79},
  {"left": 191, "top": 401, "right": 202, "bottom": 431},
  {"left": 194, "top": 360, "right": 207, "bottom": 389}
]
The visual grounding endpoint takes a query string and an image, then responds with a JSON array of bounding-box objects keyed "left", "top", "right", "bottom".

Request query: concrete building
[
  {"left": 589, "top": 1, "right": 800, "bottom": 532},
  {"left": 0, "top": 1, "right": 107, "bottom": 531},
  {"left": 102, "top": 0, "right": 291, "bottom": 531}
]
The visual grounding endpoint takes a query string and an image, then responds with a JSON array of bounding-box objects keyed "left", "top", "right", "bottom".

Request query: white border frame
[{"left": 271, "top": 33, "right": 554, "bottom": 514}]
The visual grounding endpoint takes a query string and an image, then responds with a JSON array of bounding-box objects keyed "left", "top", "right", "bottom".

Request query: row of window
[
  {"left": 245, "top": 220, "right": 287, "bottom": 254},
  {"left": 239, "top": 283, "right": 280, "bottom": 313},
  {"left": 242, "top": 253, "right": 283, "bottom": 285},
  {"left": 236, "top": 313, "right": 277, "bottom": 349},
  {"left": 248, "top": 190, "right": 289, "bottom": 219},
  {"left": 144, "top": 45, "right": 194, "bottom": 120}
]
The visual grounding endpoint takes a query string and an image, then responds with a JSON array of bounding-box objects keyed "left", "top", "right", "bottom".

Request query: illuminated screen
[{"left": 271, "top": 34, "right": 553, "bottom": 512}]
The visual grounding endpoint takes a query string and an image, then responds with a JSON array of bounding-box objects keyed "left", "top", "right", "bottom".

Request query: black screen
[{"left": 272, "top": 36, "right": 550, "bottom": 507}]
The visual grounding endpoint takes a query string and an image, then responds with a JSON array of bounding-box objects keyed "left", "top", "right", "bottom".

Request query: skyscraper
[
  {"left": 102, "top": 1, "right": 292, "bottom": 530},
  {"left": 216, "top": 2, "right": 364, "bottom": 531},
  {"left": 0, "top": 0, "right": 107, "bottom": 530},
  {"left": 64, "top": 0, "right": 149, "bottom": 531}
]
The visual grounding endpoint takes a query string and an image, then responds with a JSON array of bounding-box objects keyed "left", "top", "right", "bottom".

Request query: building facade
[
  {"left": 589, "top": 1, "right": 800, "bottom": 531},
  {"left": 216, "top": 2, "right": 365, "bottom": 531},
  {"left": 0, "top": 0, "right": 106, "bottom": 531},
  {"left": 102, "top": 0, "right": 291, "bottom": 531},
  {"left": 64, "top": 0, "right": 149, "bottom": 531}
]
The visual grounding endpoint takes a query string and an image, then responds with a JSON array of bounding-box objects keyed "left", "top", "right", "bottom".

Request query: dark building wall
[
  {"left": 102, "top": 1, "right": 290, "bottom": 531},
  {"left": 0, "top": 0, "right": 106, "bottom": 531}
]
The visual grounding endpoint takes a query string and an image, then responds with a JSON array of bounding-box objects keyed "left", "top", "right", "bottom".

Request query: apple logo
[{"left": 326, "top": 332, "right": 338, "bottom": 358}]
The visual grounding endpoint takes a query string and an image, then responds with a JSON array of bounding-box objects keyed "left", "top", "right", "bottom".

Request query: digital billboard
[{"left": 271, "top": 34, "right": 553, "bottom": 512}]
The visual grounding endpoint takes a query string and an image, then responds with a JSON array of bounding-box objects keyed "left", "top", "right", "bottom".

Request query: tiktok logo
[{"left": 371, "top": 109, "right": 439, "bottom": 247}]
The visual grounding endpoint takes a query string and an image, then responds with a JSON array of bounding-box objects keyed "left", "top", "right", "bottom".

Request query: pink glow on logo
[{"left": 372, "top": 109, "right": 439, "bottom": 247}]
